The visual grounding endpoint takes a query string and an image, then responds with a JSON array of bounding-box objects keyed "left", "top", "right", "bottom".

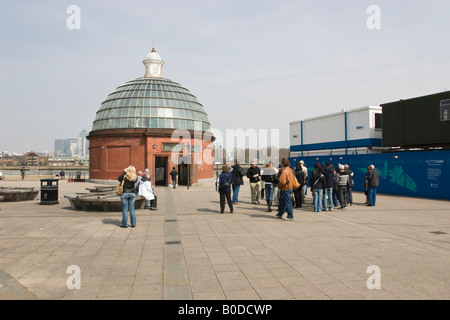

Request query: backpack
[{"left": 218, "top": 174, "right": 230, "bottom": 192}]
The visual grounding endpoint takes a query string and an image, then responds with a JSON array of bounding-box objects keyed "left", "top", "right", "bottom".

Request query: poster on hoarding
[{"left": 426, "top": 159, "right": 444, "bottom": 189}]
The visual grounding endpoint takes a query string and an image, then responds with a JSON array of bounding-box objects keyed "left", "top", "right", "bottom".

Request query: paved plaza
[{"left": 0, "top": 177, "right": 449, "bottom": 300}]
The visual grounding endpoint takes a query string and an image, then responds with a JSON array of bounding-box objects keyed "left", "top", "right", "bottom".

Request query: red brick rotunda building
[{"left": 87, "top": 48, "right": 214, "bottom": 186}]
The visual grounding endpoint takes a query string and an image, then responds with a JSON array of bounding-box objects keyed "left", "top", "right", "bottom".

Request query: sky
[{"left": 1, "top": 0, "right": 450, "bottom": 154}]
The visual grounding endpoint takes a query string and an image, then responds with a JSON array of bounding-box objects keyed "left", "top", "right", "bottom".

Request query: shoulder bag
[{"left": 116, "top": 179, "right": 125, "bottom": 196}]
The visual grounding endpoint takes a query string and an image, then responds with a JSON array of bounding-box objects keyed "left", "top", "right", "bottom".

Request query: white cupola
[{"left": 143, "top": 48, "right": 164, "bottom": 78}]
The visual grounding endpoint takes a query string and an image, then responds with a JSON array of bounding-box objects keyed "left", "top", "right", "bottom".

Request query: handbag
[
  {"left": 293, "top": 176, "right": 301, "bottom": 190},
  {"left": 115, "top": 180, "right": 124, "bottom": 196}
]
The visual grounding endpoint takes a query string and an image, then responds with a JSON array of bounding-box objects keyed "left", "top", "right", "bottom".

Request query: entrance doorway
[
  {"left": 155, "top": 157, "right": 167, "bottom": 186},
  {"left": 178, "top": 161, "right": 188, "bottom": 186}
]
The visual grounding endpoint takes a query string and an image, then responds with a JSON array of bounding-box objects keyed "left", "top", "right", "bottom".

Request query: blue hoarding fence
[{"left": 289, "top": 150, "right": 450, "bottom": 201}]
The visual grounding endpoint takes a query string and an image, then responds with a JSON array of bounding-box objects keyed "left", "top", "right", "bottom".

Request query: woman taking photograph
[{"left": 118, "top": 166, "right": 138, "bottom": 228}]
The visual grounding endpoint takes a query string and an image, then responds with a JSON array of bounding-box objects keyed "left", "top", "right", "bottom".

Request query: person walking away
[
  {"left": 276, "top": 159, "right": 295, "bottom": 221},
  {"left": 218, "top": 165, "right": 233, "bottom": 213},
  {"left": 231, "top": 161, "right": 244, "bottom": 204},
  {"left": 118, "top": 166, "right": 138, "bottom": 228},
  {"left": 261, "top": 162, "right": 278, "bottom": 212},
  {"left": 247, "top": 161, "right": 261, "bottom": 204},
  {"left": 170, "top": 167, "right": 178, "bottom": 188},
  {"left": 293, "top": 163, "right": 305, "bottom": 208},
  {"left": 345, "top": 164, "right": 354, "bottom": 206},
  {"left": 60, "top": 170, "right": 65, "bottom": 180},
  {"left": 20, "top": 167, "right": 25, "bottom": 180},
  {"left": 336, "top": 164, "right": 349, "bottom": 210},
  {"left": 310, "top": 162, "right": 326, "bottom": 212},
  {"left": 367, "top": 164, "right": 379, "bottom": 206},
  {"left": 323, "top": 161, "right": 335, "bottom": 211}
]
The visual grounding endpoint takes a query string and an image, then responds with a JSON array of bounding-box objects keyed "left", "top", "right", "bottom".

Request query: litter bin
[{"left": 40, "top": 178, "right": 59, "bottom": 205}]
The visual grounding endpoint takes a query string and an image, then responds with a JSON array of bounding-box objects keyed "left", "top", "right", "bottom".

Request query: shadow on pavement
[{"left": 101, "top": 218, "right": 122, "bottom": 226}]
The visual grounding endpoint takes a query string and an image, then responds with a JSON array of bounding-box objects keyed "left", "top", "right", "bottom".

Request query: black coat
[
  {"left": 231, "top": 164, "right": 244, "bottom": 185},
  {"left": 294, "top": 169, "right": 305, "bottom": 187},
  {"left": 323, "top": 165, "right": 335, "bottom": 188},
  {"left": 310, "top": 170, "right": 325, "bottom": 190},
  {"left": 247, "top": 166, "right": 261, "bottom": 183}
]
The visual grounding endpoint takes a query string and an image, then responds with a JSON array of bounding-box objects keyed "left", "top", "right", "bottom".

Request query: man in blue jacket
[{"left": 218, "top": 165, "right": 234, "bottom": 214}]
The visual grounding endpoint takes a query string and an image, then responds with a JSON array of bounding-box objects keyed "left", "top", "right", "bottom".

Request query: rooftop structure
[
  {"left": 91, "top": 48, "right": 210, "bottom": 133},
  {"left": 87, "top": 48, "right": 214, "bottom": 184}
]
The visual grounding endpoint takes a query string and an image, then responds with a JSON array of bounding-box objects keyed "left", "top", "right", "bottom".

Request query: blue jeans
[
  {"left": 313, "top": 188, "right": 323, "bottom": 212},
  {"left": 333, "top": 189, "right": 339, "bottom": 206},
  {"left": 121, "top": 193, "right": 136, "bottom": 227},
  {"left": 323, "top": 188, "right": 333, "bottom": 211},
  {"left": 232, "top": 184, "right": 240, "bottom": 203},
  {"left": 347, "top": 187, "right": 353, "bottom": 205},
  {"left": 368, "top": 187, "right": 377, "bottom": 206},
  {"left": 265, "top": 184, "right": 274, "bottom": 201},
  {"left": 277, "top": 189, "right": 293, "bottom": 219}
]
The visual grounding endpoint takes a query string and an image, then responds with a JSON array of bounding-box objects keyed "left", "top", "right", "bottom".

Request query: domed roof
[
  {"left": 91, "top": 49, "right": 210, "bottom": 133},
  {"left": 145, "top": 48, "right": 162, "bottom": 61}
]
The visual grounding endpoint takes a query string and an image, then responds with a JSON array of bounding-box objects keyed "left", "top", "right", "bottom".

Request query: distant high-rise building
[
  {"left": 79, "top": 129, "right": 89, "bottom": 158},
  {"left": 54, "top": 139, "right": 70, "bottom": 156},
  {"left": 54, "top": 130, "right": 89, "bottom": 158}
]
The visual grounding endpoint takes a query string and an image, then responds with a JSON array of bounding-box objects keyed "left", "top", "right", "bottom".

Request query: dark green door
[{"left": 155, "top": 157, "right": 167, "bottom": 186}]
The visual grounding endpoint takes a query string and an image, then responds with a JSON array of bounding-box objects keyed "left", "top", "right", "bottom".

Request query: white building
[{"left": 290, "top": 106, "right": 385, "bottom": 157}]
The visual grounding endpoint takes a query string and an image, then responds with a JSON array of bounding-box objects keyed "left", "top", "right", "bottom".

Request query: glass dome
[{"left": 91, "top": 77, "right": 210, "bottom": 132}]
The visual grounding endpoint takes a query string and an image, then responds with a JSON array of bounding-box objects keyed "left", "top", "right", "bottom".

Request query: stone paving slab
[{"left": 0, "top": 178, "right": 449, "bottom": 300}]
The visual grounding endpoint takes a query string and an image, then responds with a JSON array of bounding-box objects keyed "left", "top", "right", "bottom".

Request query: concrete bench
[
  {"left": 0, "top": 187, "right": 39, "bottom": 202},
  {"left": 85, "top": 186, "right": 116, "bottom": 193},
  {"left": 64, "top": 192, "right": 146, "bottom": 212}
]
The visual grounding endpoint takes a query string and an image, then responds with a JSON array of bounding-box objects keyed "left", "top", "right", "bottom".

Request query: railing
[{"left": 0, "top": 168, "right": 89, "bottom": 178}]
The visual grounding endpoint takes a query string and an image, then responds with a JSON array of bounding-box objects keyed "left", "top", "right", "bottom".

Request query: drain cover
[
  {"left": 165, "top": 240, "right": 181, "bottom": 245},
  {"left": 430, "top": 231, "right": 448, "bottom": 235}
]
